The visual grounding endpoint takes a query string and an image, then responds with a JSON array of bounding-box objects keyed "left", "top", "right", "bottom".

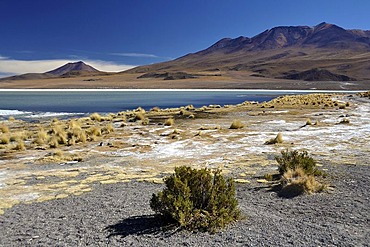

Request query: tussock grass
[
  {"left": 13, "top": 139, "right": 26, "bottom": 151},
  {"left": 229, "top": 119, "right": 244, "bottom": 129},
  {"left": 280, "top": 168, "right": 325, "bottom": 197},
  {"left": 164, "top": 118, "right": 174, "bottom": 126},
  {"left": 8, "top": 116, "right": 15, "bottom": 122},
  {"left": 0, "top": 124, "right": 10, "bottom": 133},
  {"left": 274, "top": 150, "right": 326, "bottom": 197},
  {"left": 265, "top": 132, "right": 283, "bottom": 145},
  {"left": 134, "top": 112, "right": 146, "bottom": 121},
  {"left": 90, "top": 113, "right": 102, "bottom": 122},
  {"left": 34, "top": 129, "right": 49, "bottom": 145},
  {"left": 0, "top": 134, "right": 10, "bottom": 144},
  {"left": 102, "top": 123, "right": 114, "bottom": 134}
]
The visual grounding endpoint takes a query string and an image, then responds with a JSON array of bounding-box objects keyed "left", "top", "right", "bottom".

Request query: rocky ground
[
  {"left": 0, "top": 163, "right": 368, "bottom": 246},
  {"left": 0, "top": 93, "right": 369, "bottom": 246}
]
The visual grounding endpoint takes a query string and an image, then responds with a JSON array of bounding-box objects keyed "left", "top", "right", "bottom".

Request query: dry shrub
[
  {"left": 8, "top": 116, "right": 15, "bottom": 122},
  {"left": 306, "top": 118, "right": 312, "bottom": 126},
  {"left": 0, "top": 124, "right": 10, "bottom": 133},
  {"left": 164, "top": 118, "right": 174, "bottom": 126},
  {"left": 265, "top": 132, "right": 283, "bottom": 145},
  {"left": 188, "top": 114, "right": 195, "bottom": 119},
  {"left": 229, "top": 120, "right": 244, "bottom": 129}
]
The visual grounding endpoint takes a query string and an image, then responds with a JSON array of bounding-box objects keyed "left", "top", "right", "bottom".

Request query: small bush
[
  {"left": 150, "top": 166, "right": 241, "bottom": 233},
  {"left": 229, "top": 120, "right": 244, "bottom": 129},
  {"left": 275, "top": 150, "right": 320, "bottom": 176}
]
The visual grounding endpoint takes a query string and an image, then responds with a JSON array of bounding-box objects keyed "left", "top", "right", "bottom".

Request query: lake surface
[{"left": 0, "top": 89, "right": 358, "bottom": 120}]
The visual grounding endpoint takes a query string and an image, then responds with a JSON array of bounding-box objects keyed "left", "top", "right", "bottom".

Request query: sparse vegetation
[
  {"left": 150, "top": 166, "right": 241, "bottom": 233},
  {"left": 0, "top": 124, "right": 10, "bottom": 133}
]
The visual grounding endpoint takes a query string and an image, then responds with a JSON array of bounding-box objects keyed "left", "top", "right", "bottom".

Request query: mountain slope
[{"left": 128, "top": 22, "right": 370, "bottom": 81}]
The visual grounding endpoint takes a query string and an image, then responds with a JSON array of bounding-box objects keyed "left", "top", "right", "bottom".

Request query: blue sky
[{"left": 0, "top": 0, "right": 369, "bottom": 77}]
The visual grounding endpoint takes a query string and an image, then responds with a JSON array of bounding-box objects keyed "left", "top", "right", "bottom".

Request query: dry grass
[
  {"left": 34, "top": 129, "right": 49, "bottom": 145},
  {"left": 0, "top": 124, "right": 10, "bottom": 133},
  {"left": 164, "top": 118, "right": 175, "bottom": 126},
  {"left": 8, "top": 116, "right": 15, "bottom": 122},
  {"left": 0, "top": 134, "right": 10, "bottom": 144},
  {"left": 265, "top": 132, "right": 283, "bottom": 145},
  {"left": 90, "top": 113, "right": 102, "bottom": 122},
  {"left": 13, "top": 139, "right": 26, "bottom": 151},
  {"left": 134, "top": 112, "right": 146, "bottom": 121},
  {"left": 229, "top": 119, "right": 244, "bottom": 129},
  {"left": 280, "top": 168, "right": 325, "bottom": 197}
]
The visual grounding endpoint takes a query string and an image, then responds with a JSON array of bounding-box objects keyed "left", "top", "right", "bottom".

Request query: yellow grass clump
[
  {"left": 90, "top": 113, "right": 102, "bottom": 122},
  {"left": 13, "top": 139, "right": 26, "bottom": 151},
  {"left": 34, "top": 129, "right": 49, "bottom": 145},
  {"left": 0, "top": 134, "right": 10, "bottom": 145},
  {"left": 8, "top": 116, "right": 15, "bottom": 122},
  {"left": 0, "top": 124, "right": 10, "bottom": 133},
  {"left": 164, "top": 118, "right": 175, "bottom": 126},
  {"left": 279, "top": 168, "right": 325, "bottom": 197},
  {"left": 265, "top": 132, "right": 283, "bottom": 145},
  {"left": 229, "top": 120, "right": 244, "bottom": 129}
]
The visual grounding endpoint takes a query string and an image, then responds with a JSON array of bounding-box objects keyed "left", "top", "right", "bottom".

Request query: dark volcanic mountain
[
  {"left": 130, "top": 22, "right": 370, "bottom": 81},
  {"left": 1, "top": 61, "right": 104, "bottom": 81},
  {"left": 46, "top": 61, "right": 100, "bottom": 76}
]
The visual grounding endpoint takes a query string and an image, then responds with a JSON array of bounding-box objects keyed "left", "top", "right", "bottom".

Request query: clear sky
[{"left": 0, "top": 0, "right": 369, "bottom": 77}]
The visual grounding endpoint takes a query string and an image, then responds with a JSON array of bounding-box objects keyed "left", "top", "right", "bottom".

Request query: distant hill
[
  {"left": 46, "top": 61, "right": 100, "bottom": 76},
  {"left": 128, "top": 22, "right": 370, "bottom": 81},
  {"left": 1, "top": 61, "right": 105, "bottom": 80}
]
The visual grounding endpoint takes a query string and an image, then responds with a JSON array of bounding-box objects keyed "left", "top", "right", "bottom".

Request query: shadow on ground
[{"left": 105, "top": 214, "right": 178, "bottom": 238}]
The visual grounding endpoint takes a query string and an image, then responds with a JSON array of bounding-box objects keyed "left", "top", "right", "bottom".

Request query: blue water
[{"left": 0, "top": 90, "right": 286, "bottom": 114}]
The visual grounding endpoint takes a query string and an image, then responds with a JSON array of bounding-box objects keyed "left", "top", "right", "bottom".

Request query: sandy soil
[
  {"left": 0, "top": 93, "right": 369, "bottom": 246},
  {"left": 1, "top": 71, "right": 370, "bottom": 90}
]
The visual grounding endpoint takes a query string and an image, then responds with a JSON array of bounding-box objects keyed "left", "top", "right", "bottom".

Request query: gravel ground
[{"left": 0, "top": 163, "right": 369, "bottom": 247}]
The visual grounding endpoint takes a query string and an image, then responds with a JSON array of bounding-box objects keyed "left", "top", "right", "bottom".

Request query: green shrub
[
  {"left": 150, "top": 166, "right": 241, "bottom": 233},
  {"left": 275, "top": 150, "right": 319, "bottom": 176}
]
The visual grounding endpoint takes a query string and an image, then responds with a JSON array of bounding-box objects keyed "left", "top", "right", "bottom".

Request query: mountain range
[
  {"left": 128, "top": 22, "right": 370, "bottom": 82},
  {"left": 1, "top": 22, "right": 370, "bottom": 86}
]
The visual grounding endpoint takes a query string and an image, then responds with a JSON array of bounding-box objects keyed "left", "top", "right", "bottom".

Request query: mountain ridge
[{"left": 128, "top": 22, "right": 370, "bottom": 81}]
